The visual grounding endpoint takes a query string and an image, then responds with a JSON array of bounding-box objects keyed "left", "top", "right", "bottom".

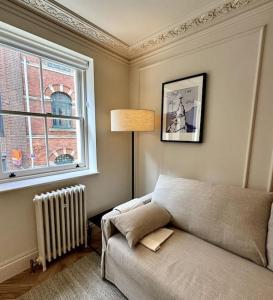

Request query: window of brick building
[
  {"left": 55, "top": 154, "right": 74, "bottom": 165},
  {"left": 52, "top": 92, "right": 72, "bottom": 129},
  {"left": 0, "top": 96, "right": 4, "bottom": 137},
  {"left": 0, "top": 22, "right": 97, "bottom": 188}
]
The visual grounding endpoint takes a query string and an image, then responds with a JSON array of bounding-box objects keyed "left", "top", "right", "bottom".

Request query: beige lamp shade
[{"left": 111, "top": 109, "right": 155, "bottom": 132}]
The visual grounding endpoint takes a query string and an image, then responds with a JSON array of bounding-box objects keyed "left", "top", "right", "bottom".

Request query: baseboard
[{"left": 0, "top": 249, "right": 38, "bottom": 283}]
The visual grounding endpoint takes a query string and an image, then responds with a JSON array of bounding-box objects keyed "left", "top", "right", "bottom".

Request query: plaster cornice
[
  {"left": 14, "top": 0, "right": 129, "bottom": 57},
  {"left": 14, "top": 0, "right": 267, "bottom": 60},
  {"left": 129, "top": 0, "right": 256, "bottom": 58}
]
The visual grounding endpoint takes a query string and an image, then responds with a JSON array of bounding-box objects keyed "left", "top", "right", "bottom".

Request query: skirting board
[{"left": 0, "top": 249, "right": 37, "bottom": 283}]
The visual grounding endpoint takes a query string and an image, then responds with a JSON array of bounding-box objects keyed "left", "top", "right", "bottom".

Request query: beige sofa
[{"left": 101, "top": 175, "right": 273, "bottom": 300}]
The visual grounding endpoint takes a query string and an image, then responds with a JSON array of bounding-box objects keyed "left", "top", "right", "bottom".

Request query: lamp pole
[
  {"left": 110, "top": 109, "right": 155, "bottom": 200},
  {"left": 132, "top": 131, "right": 135, "bottom": 199}
]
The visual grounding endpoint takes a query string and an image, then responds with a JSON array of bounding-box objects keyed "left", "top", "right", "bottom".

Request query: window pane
[
  {"left": 51, "top": 92, "right": 73, "bottom": 122},
  {"left": 47, "top": 118, "right": 82, "bottom": 166},
  {"left": 0, "top": 44, "right": 43, "bottom": 113},
  {"left": 42, "top": 59, "right": 79, "bottom": 117},
  {"left": 0, "top": 96, "right": 4, "bottom": 137},
  {"left": 0, "top": 115, "right": 47, "bottom": 173}
]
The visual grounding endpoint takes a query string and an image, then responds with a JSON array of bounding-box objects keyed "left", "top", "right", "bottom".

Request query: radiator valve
[{"left": 30, "top": 256, "right": 43, "bottom": 273}]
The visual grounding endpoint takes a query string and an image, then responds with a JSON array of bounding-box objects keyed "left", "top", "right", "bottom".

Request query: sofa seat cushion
[
  {"left": 152, "top": 175, "right": 273, "bottom": 266},
  {"left": 106, "top": 228, "right": 273, "bottom": 300}
]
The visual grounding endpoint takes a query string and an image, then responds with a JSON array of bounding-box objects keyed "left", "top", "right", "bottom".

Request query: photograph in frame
[{"left": 161, "top": 73, "right": 207, "bottom": 143}]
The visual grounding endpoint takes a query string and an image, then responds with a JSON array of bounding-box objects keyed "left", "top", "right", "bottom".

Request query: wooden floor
[{"left": 0, "top": 225, "right": 102, "bottom": 300}]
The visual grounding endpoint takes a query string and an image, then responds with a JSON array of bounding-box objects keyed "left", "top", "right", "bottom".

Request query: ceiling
[{"left": 55, "top": 0, "right": 223, "bottom": 45}]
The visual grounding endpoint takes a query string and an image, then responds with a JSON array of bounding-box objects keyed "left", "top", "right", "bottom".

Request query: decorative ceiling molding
[
  {"left": 15, "top": 0, "right": 129, "bottom": 57},
  {"left": 14, "top": 0, "right": 264, "bottom": 60},
  {"left": 128, "top": 0, "right": 255, "bottom": 58}
]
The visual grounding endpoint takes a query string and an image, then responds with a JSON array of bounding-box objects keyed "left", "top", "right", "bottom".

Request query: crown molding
[
  {"left": 14, "top": 0, "right": 129, "bottom": 58},
  {"left": 13, "top": 0, "right": 268, "bottom": 60},
  {"left": 129, "top": 0, "right": 257, "bottom": 58}
]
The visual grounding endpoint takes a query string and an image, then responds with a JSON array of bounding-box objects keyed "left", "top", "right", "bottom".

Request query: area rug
[{"left": 19, "top": 252, "right": 126, "bottom": 300}]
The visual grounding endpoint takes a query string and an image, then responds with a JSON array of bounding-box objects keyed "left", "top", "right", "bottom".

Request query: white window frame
[{"left": 0, "top": 21, "right": 97, "bottom": 189}]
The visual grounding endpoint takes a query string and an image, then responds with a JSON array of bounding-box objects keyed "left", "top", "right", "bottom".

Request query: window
[
  {"left": 55, "top": 154, "right": 74, "bottom": 165},
  {"left": 0, "top": 96, "right": 4, "bottom": 137},
  {"left": 0, "top": 22, "right": 97, "bottom": 185},
  {"left": 52, "top": 92, "right": 72, "bottom": 129}
]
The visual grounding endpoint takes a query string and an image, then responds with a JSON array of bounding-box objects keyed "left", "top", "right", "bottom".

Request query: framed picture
[{"left": 161, "top": 73, "right": 207, "bottom": 143}]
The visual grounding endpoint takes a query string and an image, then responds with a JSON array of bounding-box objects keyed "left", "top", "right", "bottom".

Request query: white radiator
[{"left": 33, "top": 184, "right": 87, "bottom": 271}]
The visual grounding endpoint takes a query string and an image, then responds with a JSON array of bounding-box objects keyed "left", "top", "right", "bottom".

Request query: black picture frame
[{"left": 160, "top": 73, "right": 207, "bottom": 143}]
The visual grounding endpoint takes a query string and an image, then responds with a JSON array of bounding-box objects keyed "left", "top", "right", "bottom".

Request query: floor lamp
[{"left": 111, "top": 109, "right": 155, "bottom": 199}]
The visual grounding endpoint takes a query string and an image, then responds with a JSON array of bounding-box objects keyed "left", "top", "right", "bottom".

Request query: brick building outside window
[{"left": 0, "top": 45, "right": 79, "bottom": 173}]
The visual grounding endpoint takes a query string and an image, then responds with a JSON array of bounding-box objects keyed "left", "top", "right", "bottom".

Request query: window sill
[{"left": 0, "top": 169, "right": 99, "bottom": 193}]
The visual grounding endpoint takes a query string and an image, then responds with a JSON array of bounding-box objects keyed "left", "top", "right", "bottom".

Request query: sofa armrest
[
  {"left": 101, "top": 210, "right": 120, "bottom": 278},
  {"left": 114, "top": 192, "right": 153, "bottom": 213},
  {"left": 101, "top": 210, "right": 120, "bottom": 245},
  {"left": 101, "top": 193, "right": 153, "bottom": 278}
]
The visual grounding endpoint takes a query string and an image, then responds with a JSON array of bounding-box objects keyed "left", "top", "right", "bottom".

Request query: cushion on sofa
[
  {"left": 152, "top": 175, "right": 273, "bottom": 266},
  {"left": 110, "top": 202, "right": 171, "bottom": 248},
  {"left": 105, "top": 228, "right": 273, "bottom": 300},
  {"left": 266, "top": 204, "right": 273, "bottom": 271}
]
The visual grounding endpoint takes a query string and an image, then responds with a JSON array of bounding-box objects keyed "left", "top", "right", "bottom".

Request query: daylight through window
[{"left": 0, "top": 42, "right": 89, "bottom": 181}]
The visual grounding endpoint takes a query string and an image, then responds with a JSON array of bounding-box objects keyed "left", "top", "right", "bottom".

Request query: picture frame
[{"left": 160, "top": 73, "right": 207, "bottom": 143}]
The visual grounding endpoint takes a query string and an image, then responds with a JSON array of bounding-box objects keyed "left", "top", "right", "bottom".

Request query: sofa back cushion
[
  {"left": 152, "top": 175, "right": 273, "bottom": 266},
  {"left": 266, "top": 204, "right": 273, "bottom": 271}
]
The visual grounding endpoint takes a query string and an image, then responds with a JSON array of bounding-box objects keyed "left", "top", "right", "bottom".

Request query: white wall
[
  {"left": 129, "top": 3, "right": 273, "bottom": 196},
  {"left": 0, "top": 2, "right": 131, "bottom": 282}
]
